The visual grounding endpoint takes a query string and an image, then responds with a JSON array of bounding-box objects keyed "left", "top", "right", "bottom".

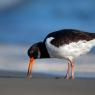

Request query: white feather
[{"left": 45, "top": 37, "right": 95, "bottom": 60}]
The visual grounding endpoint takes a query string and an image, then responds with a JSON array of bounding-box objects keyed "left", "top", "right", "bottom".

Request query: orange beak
[{"left": 27, "top": 57, "right": 35, "bottom": 78}]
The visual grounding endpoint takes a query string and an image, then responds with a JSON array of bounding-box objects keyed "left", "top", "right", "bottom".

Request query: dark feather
[{"left": 44, "top": 29, "right": 95, "bottom": 47}]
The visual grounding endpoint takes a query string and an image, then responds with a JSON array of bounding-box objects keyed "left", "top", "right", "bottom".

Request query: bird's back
[{"left": 44, "top": 29, "right": 95, "bottom": 47}]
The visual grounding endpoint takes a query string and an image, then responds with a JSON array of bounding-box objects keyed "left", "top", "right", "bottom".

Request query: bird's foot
[
  {"left": 64, "top": 75, "right": 75, "bottom": 80},
  {"left": 26, "top": 74, "right": 32, "bottom": 79},
  {"left": 69, "top": 76, "right": 74, "bottom": 80},
  {"left": 64, "top": 75, "right": 70, "bottom": 80},
  {"left": 71, "top": 76, "right": 74, "bottom": 80}
]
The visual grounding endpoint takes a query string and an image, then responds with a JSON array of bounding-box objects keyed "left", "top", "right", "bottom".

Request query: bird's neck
[{"left": 38, "top": 42, "right": 50, "bottom": 58}]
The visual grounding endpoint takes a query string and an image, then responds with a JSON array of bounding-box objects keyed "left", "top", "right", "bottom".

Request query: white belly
[{"left": 45, "top": 37, "right": 95, "bottom": 60}]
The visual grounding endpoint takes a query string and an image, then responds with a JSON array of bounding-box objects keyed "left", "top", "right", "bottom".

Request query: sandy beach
[
  {"left": 0, "top": 77, "right": 95, "bottom": 95},
  {"left": 0, "top": 44, "right": 95, "bottom": 95}
]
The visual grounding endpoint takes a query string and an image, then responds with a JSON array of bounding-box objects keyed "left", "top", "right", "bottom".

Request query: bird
[{"left": 26, "top": 29, "right": 95, "bottom": 79}]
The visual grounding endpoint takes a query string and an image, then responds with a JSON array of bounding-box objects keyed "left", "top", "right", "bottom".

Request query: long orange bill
[{"left": 26, "top": 57, "right": 35, "bottom": 78}]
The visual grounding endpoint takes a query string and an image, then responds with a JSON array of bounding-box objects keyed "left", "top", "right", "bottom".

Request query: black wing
[{"left": 44, "top": 29, "right": 95, "bottom": 47}]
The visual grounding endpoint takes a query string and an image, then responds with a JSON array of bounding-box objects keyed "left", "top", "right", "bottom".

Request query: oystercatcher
[{"left": 27, "top": 29, "right": 95, "bottom": 79}]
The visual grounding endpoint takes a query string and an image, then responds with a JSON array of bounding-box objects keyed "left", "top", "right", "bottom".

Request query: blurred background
[{"left": 0, "top": 0, "right": 95, "bottom": 78}]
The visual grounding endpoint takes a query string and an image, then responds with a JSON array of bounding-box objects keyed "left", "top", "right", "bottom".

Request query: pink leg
[
  {"left": 65, "top": 62, "right": 70, "bottom": 79},
  {"left": 71, "top": 60, "right": 75, "bottom": 80}
]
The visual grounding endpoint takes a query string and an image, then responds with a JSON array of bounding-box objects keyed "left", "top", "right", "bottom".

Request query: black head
[{"left": 28, "top": 42, "right": 43, "bottom": 59}]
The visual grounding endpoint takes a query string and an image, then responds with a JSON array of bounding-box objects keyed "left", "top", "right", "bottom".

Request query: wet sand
[{"left": 0, "top": 77, "right": 95, "bottom": 95}]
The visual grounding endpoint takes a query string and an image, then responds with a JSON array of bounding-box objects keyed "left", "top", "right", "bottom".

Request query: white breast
[{"left": 45, "top": 37, "right": 95, "bottom": 60}]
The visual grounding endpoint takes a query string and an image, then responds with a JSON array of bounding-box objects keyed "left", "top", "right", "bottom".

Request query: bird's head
[
  {"left": 28, "top": 42, "right": 42, "bottom": 59},
  {"left": 27, "top": 42, "right": 43, "bottom": 78}
]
